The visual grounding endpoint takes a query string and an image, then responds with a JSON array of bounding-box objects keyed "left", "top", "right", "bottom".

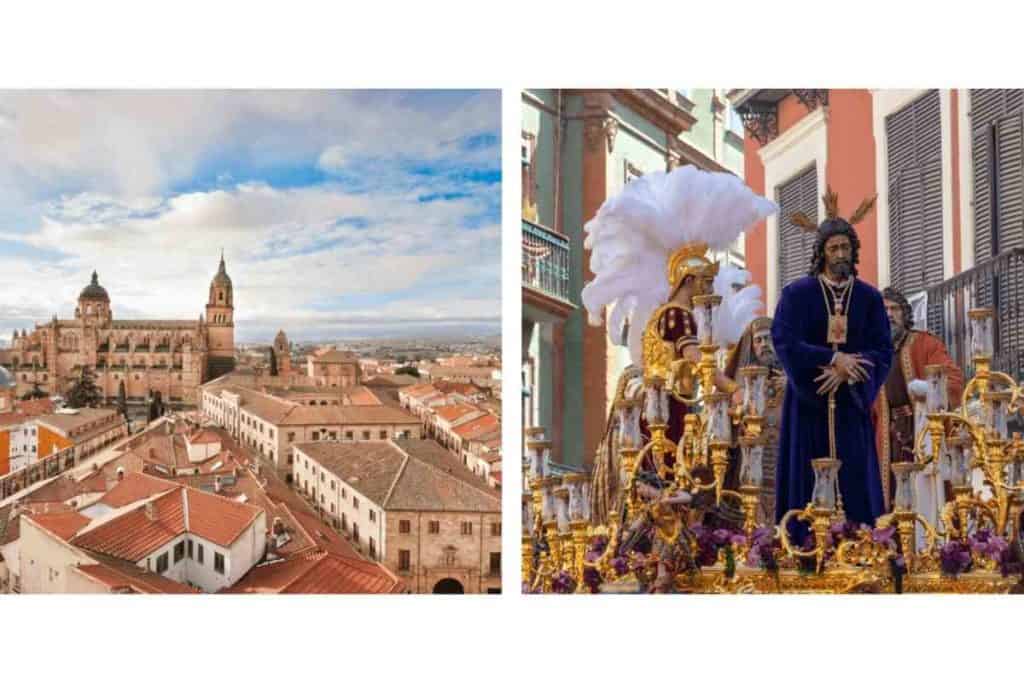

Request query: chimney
[
  {"left": 116, "top": 467, "right": 125, "bottom": 481},
  {"left": 214, "top": 475, "right": 222, "bottom": 493},
  {"left": 145, "top": 501, "right": 157, "bottom": 522}
]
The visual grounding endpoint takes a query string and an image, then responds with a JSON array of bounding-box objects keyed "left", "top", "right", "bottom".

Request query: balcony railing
[
  {"left": 925, "top": 247, "right": 1024, "bottom": 380},
  {"left": 522, "top": 219, "right": 571, "bottom": 303}
]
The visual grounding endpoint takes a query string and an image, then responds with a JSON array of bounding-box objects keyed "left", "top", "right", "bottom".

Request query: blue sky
[{"left": 0, "top": 90, "right": 501, "bottom": 343}]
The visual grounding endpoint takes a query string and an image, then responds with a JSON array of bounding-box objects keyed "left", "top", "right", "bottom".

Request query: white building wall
[{"left": 17, "top": 517, "right": 96, "bottom": 594}]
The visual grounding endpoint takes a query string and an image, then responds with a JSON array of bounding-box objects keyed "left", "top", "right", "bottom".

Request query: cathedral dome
[
  {"left": 0, "top": 365, "right": 15, "bottom": 389},
  {"left": 79, "top": 271, "right": 110, "bottom": 302}
]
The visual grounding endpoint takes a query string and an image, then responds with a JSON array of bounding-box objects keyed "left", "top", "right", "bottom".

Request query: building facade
[
  {"left": 0, "top": 256, "right": 237, "bottom": 405},
  {"left": 731, "top": 88, "right": 1024, "bottom": 378},
  {"left": 292, "top": 440, "right": 501, "bottom": 594},
  {"left": 522, "top": 88, "right": 746, "bottom": 470}
]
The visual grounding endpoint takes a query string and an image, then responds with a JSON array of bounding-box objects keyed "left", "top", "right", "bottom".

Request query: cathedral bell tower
[{"left": 204, "top": 252, "right": 236, "bottom": 378}]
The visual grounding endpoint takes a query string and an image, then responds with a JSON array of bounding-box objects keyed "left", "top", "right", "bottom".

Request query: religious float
[{"left": 522, "top": 168, "right": 1024, "bottom": 595}]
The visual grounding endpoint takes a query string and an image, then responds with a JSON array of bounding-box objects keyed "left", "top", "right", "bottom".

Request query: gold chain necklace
[{"left": 818, "top": 274, "right": 853, "bottom": 349}]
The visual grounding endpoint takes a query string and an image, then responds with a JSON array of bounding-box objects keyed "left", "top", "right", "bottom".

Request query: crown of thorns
[{"left": 789, "top": 186, "right": 877, "bottom": 233}]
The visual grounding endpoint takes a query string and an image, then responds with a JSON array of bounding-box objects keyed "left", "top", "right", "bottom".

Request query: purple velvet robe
[{"left": 771, "top": 276, "right": 893, "bottom": 527}]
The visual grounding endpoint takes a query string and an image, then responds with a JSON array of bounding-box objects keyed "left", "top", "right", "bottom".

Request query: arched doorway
[{"left": 432, "top": 578, "right": 464, "bottom": 594}]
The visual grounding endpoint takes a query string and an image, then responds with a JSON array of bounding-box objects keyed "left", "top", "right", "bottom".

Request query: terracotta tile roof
[
  {"left": 452, "top": 414, "right": 500, "bottom": 440},
  {"left": 186, "top": 429, "right": 222, "bottom": 445},
  {"left": 18, "top": 470, "right": 109, "bottom": 504},
  {"left": 184, "top": 487, "right": 262, "bottom": 547},
  {"left": 343, "top": 386, "right": 383, "bottom": 406},
  {"left": 73, "top": 560, "right": 200, "bottom": 594},
  {"left": 212, "top": 384, "right": 417, "bottom": 427},
  {"left": 365, "top": 374, "right": 418, "bottom": 387},
  {"left": 224, "top": 549, "right": 404, "bottom": 594},
  {"left": 97, "top": 472, "right": 179, "bottom": 508},
  {"left": 0, "top": 398, "right": 57, "bottom": 426},
  {"left": 295, "top": 442, "right": 406, "bottom": 507},
  {"left": 423, "top": 365, "right": 495, "bottom": 379},
  {"left": 74, "top": 489, "right": 187, "bottom": 561},
  {"left": 400, "top": 383, "right": 439, "bottom": 399},
  {"left": 30, "top": 510, "right": 92, "bottom": 541},
  {"left": 34, "top": 408, "right": 121, "bottom": 436},
  {"left": 435, "top": 381, "right": 486, "bottom": 396},
  {"left": 297, "top": 440, "right": 499, "bottom": 513},
  {"left": 433, "top": 404, "right": 483, "bottom": 423}
]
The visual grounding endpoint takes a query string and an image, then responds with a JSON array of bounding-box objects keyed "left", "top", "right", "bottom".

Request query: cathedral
[{"left": 0, "top": 256, "right": 237, "bottom": 404}]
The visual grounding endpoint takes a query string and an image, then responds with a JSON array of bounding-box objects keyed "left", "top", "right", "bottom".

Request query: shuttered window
[
  {"left": 970, "top": 89, "right": 1024, "bottom": 363},
  {"left": 886, "top": 90, "right": 943, "bottom": 299},
  {"left": 777, "top": 164, "right": 818, "bottom": 291}
]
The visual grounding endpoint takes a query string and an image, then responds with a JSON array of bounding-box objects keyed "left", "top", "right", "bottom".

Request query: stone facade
[{"left": 0, "top": 257, "right": 236, "bottom": 405}]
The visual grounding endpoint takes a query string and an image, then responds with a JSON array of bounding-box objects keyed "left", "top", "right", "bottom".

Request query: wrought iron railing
[
  {"left": 925, "top": 247, "right": 1024, "bottom": 380},
  {"left": 522, "top": 219, "right": 571, "bottom": 303}
]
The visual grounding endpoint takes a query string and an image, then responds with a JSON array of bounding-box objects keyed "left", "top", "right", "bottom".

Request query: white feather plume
[
  {"left": 582, "top": 166, "right": 777, "bottom": 363},
  {"left": 712, "top": 265, "right": 764, "bottom": 348}
]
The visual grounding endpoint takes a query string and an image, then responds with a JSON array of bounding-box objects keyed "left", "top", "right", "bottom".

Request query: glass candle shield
[
  {"left": 739, "top": 366, "right": 768, "bottom": 418},
  {"left": 566, "top": 477, "right": 584, "bottom": 522},
  {"left": 526, "top": 440, "right": 548, "bottom": 482},
  {"left": 522, "top": 494, "right": 534, "bottom": 531},
  {"left": 891, "top": 463, "right": 918, "bottom": 512},
  {"left": 810, "top": 458, "right": 841, "bottom": 511},
  {"left": 739, "top": 440, "right": 764, "bottom": 489},
  {"left": 618, "top": 401, "right": 642, "bottom": 449},
  {"left": 948, "top": 438, "right": 971, "bottom": 489},
  {"left": 554, "top": 489, "right": 570, "bottom": 532},
  {"left": 541, "top": 482, "right": 556, "bottom": 524},
  {"left": 706, "top": 392, "right": 732, "bottom": 442},
  {"left": 985, "top": 392, "right": 1011, "bottom": 440},
  {"left": 924, "top": 365, "right": 948, "bottom": 414},
  {"left": 969, "top": 309, "right": 995, "bottom": 359},
  {"left": 645, "top": 380, "right": 669, "bottom": 425}
]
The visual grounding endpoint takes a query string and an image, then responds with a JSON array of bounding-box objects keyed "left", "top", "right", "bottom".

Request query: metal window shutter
[
  {"left": 886, "top": 90, "right": 943, "bottom": 298},
  {"left": 776, "top": 164, "right": 818, "bottom": 291},
  {"left": 969, "top": 89, "right": 1024, "bottom": 374}
]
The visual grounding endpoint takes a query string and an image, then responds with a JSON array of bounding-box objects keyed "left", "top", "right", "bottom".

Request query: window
[
  {"left": 342, "top": 488, "right": 347, "bottom": 500},
  {"left": 342, "top": 513, "right": 348, "bottom": 531},
  {"left": 197, "top": 544, "right": 204, "bottom": 564},
  {"left": 320, "top": 493, "right": 325, "bottom": 504},
  {"left": 369, "top": 510, "right": 376, "bottom": 523},
  {"left": 353, "top": 524, "right": 360, "bottom": 544},
  {"left": 368, "top": 538, "right": 376, "bottom": 559},
  {"left": 156, "top": 553, "right": 169, "bottom": 574},
  {"left": 776, "top": 163, "right": 819, "bottom": 291},
  {"left": 330, "top": 480, "right": 336, "bottom": 491},
  {"left": 288, "top": 432, "right": 296, "bottom": 443},
  {"left": 490, "top": 552, "right": 501, "bottom": 575},
  {"left": 330, "top": 503, "right": 336, "bottom": 513},
  {"left": 379, "top": 430, "right": 387, "bottom": 439},
  {"left": 428, "top": 520, "right": 440, "bottom": 535},
  {"left": 345, "top": 431, "right": 353, "bottom": 440},
  {"left": 490, "top": 522, "right": 501, "bottom": 537},
  {"left": 353, "top": 497, "right": 360, "bottom": 510},
  {"left": 187, "top": 539, "right": 194, "bottom": 559},
  {"left": 885, "top": 89, "right": 943, "bottom": 296},
  {"left": 214, "top": 552, "right": 225, "bottom": 575},
  {"left": 399, "top": 520, "right": 411, "bottom": 534},
  {"left": 399, "top": 549, "right": 411, "bottom": 572},
  {"left": 312, "top": 432, "right": 320, "bottom": 441},
  {"left": 320, "top": 472, "right": 325, "bottom": 482},
  {"left": 329, "top": 431, "right": 337, "bottom": 440},
  {"left": 461, "top": 521, "right": 473, "bottom": 535},
  {"left": 362, "top": 430, "right": 371, "bottom": 440},
  {"left": 174, "top": 541, "right": 185, "bottom": 563}
]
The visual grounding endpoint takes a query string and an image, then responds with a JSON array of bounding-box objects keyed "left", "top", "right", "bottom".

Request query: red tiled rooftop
[
  {"left": 73, "top": 562, "right": 200, "bottom": 594},
  {"left": 186, "top": 429, "right": 222, "bottom": 445},
  {"left": 224, "top": 549, "right": 404, "bottom": 594},
  {"left": 400, "top": 383, "right": 438, "bottom": 398},
  {"left": 433, "top": 404, "right": 482, "bottom": 423},
  {"left": 452, "top": 414, "right": 500, "bottom": 440},
  {"left": 185, "top": 487, "right": 263, "bottom": 547},
  {"left": 74, "top": 489, "right": 187, "bottom": 562},
  {"left": 30, "top": 510, "right": 92, "bottom": 541},
  {"left": 97, "top": 472, "right": 179, "bottom": 508}
]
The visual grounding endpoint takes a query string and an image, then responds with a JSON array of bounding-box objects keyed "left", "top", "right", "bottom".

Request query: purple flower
[
  {"left": 582, "top": 567, "right": 602, "bottom": 593},
  {"left": 610, "top": 556, "right": 629, "bottom": 576},
  {"left": 940, "top": 540, "right": 972, "bottom": 576},
  {"left": 589, "top": 536, "right": 609, "bottom": 554},
  {"left": 711, "top": 528, "right": 732, "bottom": 546},
  {"left": 871, "top": 526, "right": 897, "bottom": 547},
  {"left": 551, "top": 570, "right": 576, "bottom": 594}
]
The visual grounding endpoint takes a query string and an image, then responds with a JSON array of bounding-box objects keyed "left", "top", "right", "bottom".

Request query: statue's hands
[
  {"left": 833, "top": 352, "right": 873, "bottom": 383},
  {"left": 908, "top": 379, "right": 930, "bottom": 400},
  {"left": 815, "top": 366, "right": 845, "bottom": 395}
]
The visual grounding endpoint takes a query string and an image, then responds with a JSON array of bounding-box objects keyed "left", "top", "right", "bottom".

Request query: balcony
[
  {"left": 925, "top": 247, "right": 1024, "bottom": 380},
  {"left": 522, "top": 218, "right": 574, "bottom": 316}
]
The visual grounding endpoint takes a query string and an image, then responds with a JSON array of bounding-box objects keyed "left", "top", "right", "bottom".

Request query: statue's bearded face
[
  {"left": 752, "top": 330, "right": 775, "bottom": 365},
  {"left": 884, "top": 298, "right": 906, "bottom": 341},
  {"left": 824, "top": 234, "right": 853, "bottom": 279}
]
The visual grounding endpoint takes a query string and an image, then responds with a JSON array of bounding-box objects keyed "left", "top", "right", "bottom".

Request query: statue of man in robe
[{"left": 773, "top": 189, "right": 893, "bottom": 527}]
